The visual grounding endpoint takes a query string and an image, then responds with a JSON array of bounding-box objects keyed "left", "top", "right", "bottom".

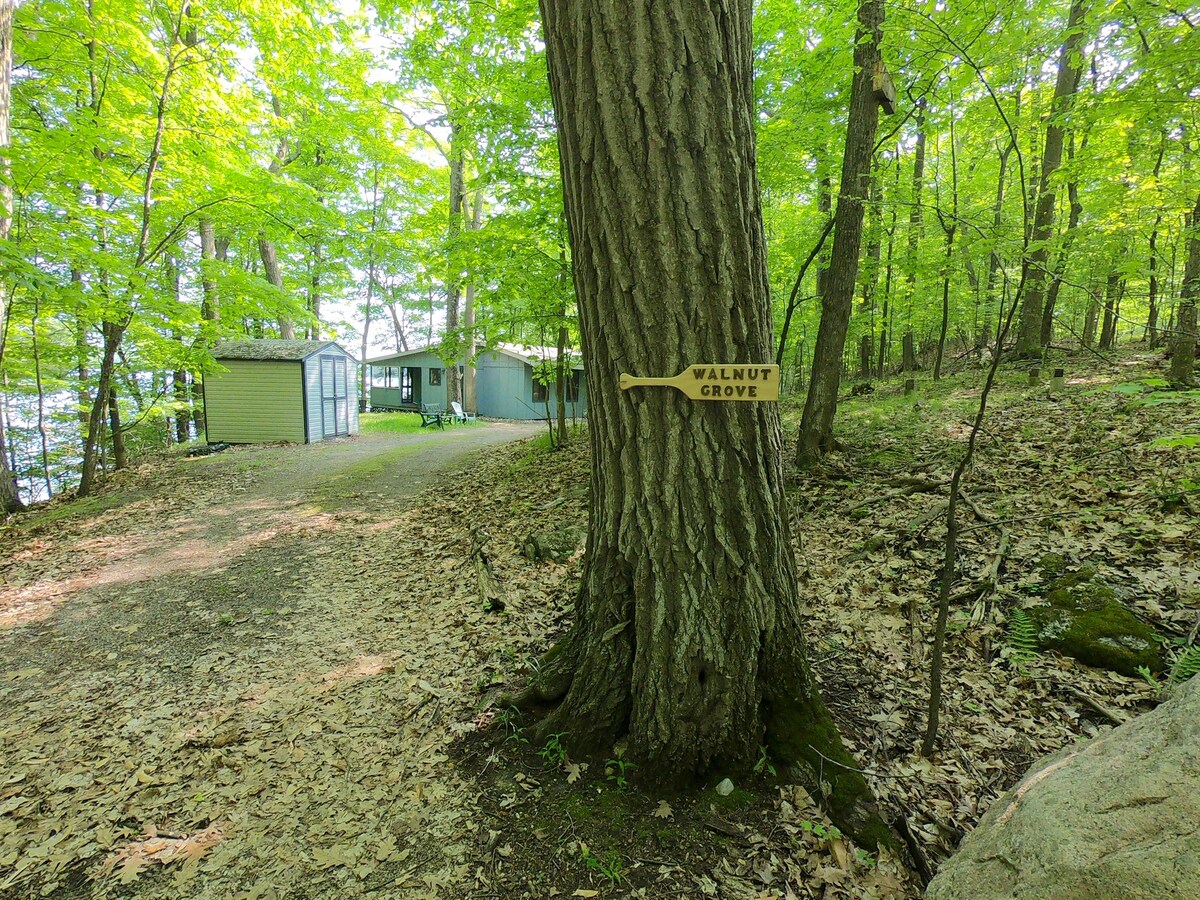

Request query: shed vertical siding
[
  {"left": 204, "top": 361, "right": 306, "bottom": 443},
  {"left": 304, "top": 350, "right": 360, "bottom": 441}
]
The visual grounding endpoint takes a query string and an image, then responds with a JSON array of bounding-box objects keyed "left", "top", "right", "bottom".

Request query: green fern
[
  {"left": 1007, "top": 609, "right": 1039, "bottom": 665},
  {"left": 1168, "top": 645, "right": 1200, "bottom": 685}
]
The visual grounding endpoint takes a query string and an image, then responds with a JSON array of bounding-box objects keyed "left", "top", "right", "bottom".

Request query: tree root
[
  {"left": 499, "top": 628, "right": 579, "bottom": 709},
  {"left": 765, "top": 679, "right": 897, "bottom": 851}
]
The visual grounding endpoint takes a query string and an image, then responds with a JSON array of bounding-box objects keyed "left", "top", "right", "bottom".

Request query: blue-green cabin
[{"left": 367, "top": 344, "right": 587, "bottom": 420}]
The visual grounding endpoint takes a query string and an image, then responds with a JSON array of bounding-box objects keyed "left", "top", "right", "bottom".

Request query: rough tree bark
[
  {"left": 796, "top": 0, "right": 886, "bottom": 462},
  {"left": 528, "top": 0, "right": 889, "bottom": 847},
  {"left": 0, "top": 0, "right": 23, "bottom": 511},
  {"left": 1016, "top": 0, "right": 1089, "bottom": 356},
  {"left": 1169, "top": 191, "right": 1200, "bottom": 386}
]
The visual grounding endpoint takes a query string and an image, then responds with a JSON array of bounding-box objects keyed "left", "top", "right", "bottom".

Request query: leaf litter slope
[
  {"left": 0, "top": 422, "right": 544, "bottom": 898},
  {"left": 1, "top": 352, "right": 1196, "bottom": 899}
]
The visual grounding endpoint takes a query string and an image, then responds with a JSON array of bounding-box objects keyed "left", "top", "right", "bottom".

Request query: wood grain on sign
[{"left": 619, "top": 365, "right": 779, "bottom": 401}]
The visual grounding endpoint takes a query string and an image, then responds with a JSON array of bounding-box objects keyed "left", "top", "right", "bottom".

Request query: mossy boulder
[
  {"left": 1030, "top": 565, "right": 1163, "bottom": 676},
  {"left": 519, "top": 527, "right": 585, "bottom": 563}
]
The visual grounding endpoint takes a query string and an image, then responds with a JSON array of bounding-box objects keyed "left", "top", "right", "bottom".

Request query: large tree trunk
[
  {"left": 796, "top": 0, "right": 885, "bottom": 461},
  {"left": 0, "top": 0, "right": 22, "bottom": 512},
  {"left": 444, "top": 121, "right": 465, "bottom": 408},
  {"left": 1169, "top": 192, "right": 1200, "bottom": 386},
  {"left": 1016, "top": 0, "right": 1089, "bottom": 357},
  {"left": 532, "top": 0, "right": 888, "bottom": 846}
]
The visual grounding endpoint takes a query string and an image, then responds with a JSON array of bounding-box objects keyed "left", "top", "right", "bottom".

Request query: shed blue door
[{"left": 321, "top": 355, "right": 349, "bottom": 437}]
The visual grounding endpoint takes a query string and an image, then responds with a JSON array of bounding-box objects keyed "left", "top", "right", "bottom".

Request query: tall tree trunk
[
  {"left": 107, "top": 386, "right": 127, "bottom": 471},
  {"left": 1145, "top": 135, "right": 1168, "bottom": 346},
  {"left": 933, "top": 117, "right": 960, "bottom": 381},
  {"left": 1147, "top": 215, "right": 1162, "bottom": 346},
  {"left": 0, "top": 0, "right": 22, "bottom": 512},
  {"left": 981, "top": 143, "right": 1012, "bottom": 350},
  {"left": 1016, "top": 0, "right": 1089, "bottom": 356},
  {"left": 1169, "top": 191, "right": 1200, "bottom": 386},
  {"left": 80, "top": 3, "right": 183, "bottom": 496},
  {"left": 444, "top": 120, "right": 465, "bottom": 408},
  {"left": 73, "top": 294, "right": 91, "bottom": 434},
  {"left": 796, "top": 0, "right": 885, "bottom": 461},
  {"left": 464, "top": 191, "right": 485, "bottom": 415},
  {"left": 554, "top": 321, "right": 568, "bottom": 447},
  {"left": 902, "top": 98, "right": 928, "bottom": 370},
  {"left": 361, "top": 166, "right": 380, "bottom": 413},
  {"left": 1099, "top": 267, "right": 1121, "bottom": 350},
  {"left": 257, "top": 235, "right": 294, "bottom": 339},
  {"left": 307, "top": 240, "right": 322, "bottom": 339},
  {"left": 1082, "top": 291, "right": 1100, "bottom": 348},
  {"left": 532, "top": 0, "right": 888, "bottom": 847},
  {"left": 199, "top": 217, "right": 219, "bottom": 322},
  {"left": 1040, "top": 131, "right": 1088, "bottom": 346},
  {"left": 387, "top": 303, "right": 409, "bottom": 352},
  {"left": 877, "top": 161, "right": 900, "bottom": 378}
]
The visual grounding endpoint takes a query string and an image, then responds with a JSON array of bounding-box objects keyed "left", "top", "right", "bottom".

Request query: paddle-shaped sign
[{"left": 619, "top": 365, "right": 779, "bottom": 401}]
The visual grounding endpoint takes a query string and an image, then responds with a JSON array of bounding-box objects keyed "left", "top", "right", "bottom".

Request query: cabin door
[{"left": 320, "top": 355, "right": 349, "bottom": 437}]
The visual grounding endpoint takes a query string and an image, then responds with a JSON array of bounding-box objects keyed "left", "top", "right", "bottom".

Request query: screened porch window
[
  {"left": 371, "top": 366, "right": 400, "bottom": 388},
  {"left": 400, "top": 368, "right": 414, "bottom": 403}
]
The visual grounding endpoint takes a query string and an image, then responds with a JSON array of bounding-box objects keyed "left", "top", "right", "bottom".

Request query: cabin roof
[{"left": 367, "top": 342, "right": 583, "bottom": 370}]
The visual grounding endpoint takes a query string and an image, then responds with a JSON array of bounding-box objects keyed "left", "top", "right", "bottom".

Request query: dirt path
[{"left": 0, "top": 422, "right": 548, "bottom": 899}]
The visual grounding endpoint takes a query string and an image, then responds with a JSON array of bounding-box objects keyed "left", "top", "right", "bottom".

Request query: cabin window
[
  {"left": 429, "top": 368, "right": 442, "bottom": 386},
  {"left": 400, "top": 368, "right": 414, "bottom": 403},
  {"left": 532, "top": 377, "right": 548, "bottom": 404},
  {"left": 371, "top": 366, "right": 400, "bottom": 388}
]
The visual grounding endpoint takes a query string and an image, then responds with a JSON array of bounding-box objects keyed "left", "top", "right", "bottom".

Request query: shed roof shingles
[{"left": 212, "top": 339, "right": 346, "bottom": 362}]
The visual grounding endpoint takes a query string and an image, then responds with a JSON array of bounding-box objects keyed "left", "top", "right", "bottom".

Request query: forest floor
[{"left": 0, "top": 350, "right": 1197, "bottom": 900}]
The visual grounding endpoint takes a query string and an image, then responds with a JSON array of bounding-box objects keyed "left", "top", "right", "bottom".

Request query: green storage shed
[{"left": 204, "top": 340, "right": 359, "bottom": 444}]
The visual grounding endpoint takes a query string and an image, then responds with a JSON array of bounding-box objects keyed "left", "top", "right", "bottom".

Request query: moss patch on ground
[{"left": 1031, "top": 566, "right": 1164, "bottom": 676}]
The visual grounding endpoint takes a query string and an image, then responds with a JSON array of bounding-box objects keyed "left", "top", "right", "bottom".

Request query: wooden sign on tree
[{"left": 619, "top": 365, "right": 780, "bottom": 401}]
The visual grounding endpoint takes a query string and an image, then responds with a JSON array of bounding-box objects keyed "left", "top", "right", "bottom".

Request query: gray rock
[
  {"left": 715, "top": 778, "right": 735, "bottom": 797},
  {"left": 926, "top": 676, "right": 1200, "bottom": 900}
]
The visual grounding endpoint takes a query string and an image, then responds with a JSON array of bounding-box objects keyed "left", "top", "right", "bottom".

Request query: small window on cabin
[
  {"left": 429, "top": 368, "right": 442, "bottom": 386},
  {"left": 400, "top": 368, "right": 414, "bottom": 403},
  {"left": 532, "top": 378, "right": 549, "bottom": 404}
]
